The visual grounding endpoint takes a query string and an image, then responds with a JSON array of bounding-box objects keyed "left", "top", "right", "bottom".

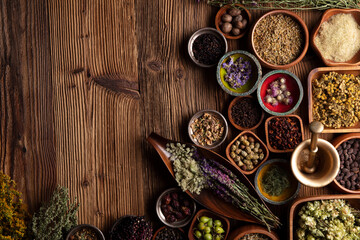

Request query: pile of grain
[{"left": 314, "top": 13, "right": 360, "bottom": 62}]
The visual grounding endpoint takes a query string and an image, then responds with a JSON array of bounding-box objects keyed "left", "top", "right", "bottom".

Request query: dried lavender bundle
[{"left": 205, "top": 0, "right": 360, "bottom": 10}]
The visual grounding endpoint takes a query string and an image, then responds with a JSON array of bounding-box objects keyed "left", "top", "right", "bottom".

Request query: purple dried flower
[{"left": 222, "top": 56, "right": 252, "bottom": 89}]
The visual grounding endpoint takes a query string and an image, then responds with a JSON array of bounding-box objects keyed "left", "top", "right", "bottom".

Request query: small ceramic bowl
[
  {"left": 217, "top": 50, "right": 262, "bottom": 96},
  {"left": 156, "top": 188, "right": 196, "bottom": 228},
  {"left": 66, "top": 224, "right": 105, "bottom": 240},
  {"left": 152, "top": 226, "right": 185, "bottom": 240},
  {"left": 250, "top": 10, "right": 309, "bottom": 69},
  {"left": 254, "top": 159, "right": 300, "bottom": 205},
  {"left": 265, "top": 115, "right": 304, "bottom": 153},
  {"left": 228, "top": 95, "right": 264, "bottom": 131},
  {"left": 215, "top": 4, "right": 251, "bottom": 40},
  {"left": 331, "top": 133, "right": 360, "bottom": 194},
  {"left": 188, "top": 27, "right": 228, "bottom": 68},
  {"left": 227, "top": 225, "right": 280, "bottom": 240},
  {"left": 188, "top": 209, "right": 230, "bottom": 240},
  {"left": 257, "top": 70, "right": 303, "bottom": 116},
  {"left": 311, "top": 9, "right": 360, "bottom": 67},
  {"left": 226, "top": 131, "right": 269, "bottom": 175},
  {"left": 188, "top": 109, "right": 228, "bottom": 149}
]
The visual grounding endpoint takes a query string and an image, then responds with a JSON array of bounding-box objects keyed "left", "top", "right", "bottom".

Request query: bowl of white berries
[{"left": 257, "top": 70, "right": 303, "bottom": 116}]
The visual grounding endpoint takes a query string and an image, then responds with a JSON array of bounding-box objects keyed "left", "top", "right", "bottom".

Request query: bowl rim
[
  {"left": 331, "top": 133, "right": 360, "bottom": 194},
  {"left": 227, "top": 224, "right": 280, "bottom": 240},
  {"left": 188, "top": 27, "right": 228, "bottom": 68},
  {"left": 188, "top": 109, "right": 229, "bottom": 149},
  {"left": 156, "top": 187, "right": 197, "bottom": 228},
  {"left": 225, "top": 130, "right": 269, "bottom": 175},
  {"left": 66, "top": 224, "right": 105, "bottom": 240},
  {"left": 188, "top": 209, "right": 230, "bottom": 240},
  {"left": 215, "top": 3, "right": 252, "bottom": 40},
  {"left": 257, "top": 70, "right": 304, "bottom": 116},
  {"left": 216, "top": 50, "right": 262, "bottom": 96},
  {"left": 250, "top": 9, "right": 309, "bottom": 69},
  {"left": 265, "top": 115, "right": 305, "bottom": 153},
  {"left": 227, "top": 95, "right": 265, "bottom": 131},
  {"left": 311, "top": 8, "right": 360, "bottom": 67},
  {"left": 152, "top": 226, "right": 185, "bottom": 240},
  {"left": 254, "top": 158, "right": 301, "bottom": 205}
]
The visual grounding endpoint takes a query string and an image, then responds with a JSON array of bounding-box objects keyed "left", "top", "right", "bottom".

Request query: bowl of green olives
[{"left": 188, "top": 209, "right": 230, "bottom": 240}]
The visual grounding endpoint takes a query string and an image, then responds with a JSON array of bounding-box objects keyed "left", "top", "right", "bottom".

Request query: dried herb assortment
[
  {"left": 229, "top": 135, "right": 265, "bottom": 171},
  {"left": 69, "top": 228, "right": 100, "bottom": 240},
  {"left": 296, "top": 200, "right": 360, "bottom": 239},
  {"left": 240, "top": 233, "right": 271, "bottom": 240},
  {"left": 336, "top": 139, "right": 360, "bottom": 190},
  {"left": 268, "top": 117, "right": 302, "bottom": 150},
  {"left": 190, "top": 113, "right": 225, "bottom": 146},
  {"left": 253, "top": 14, "right": 303, "bottom": 65},
  {"left": 312, "top": 72, "right": 360, "bottom": 128},
  {"left": 193, "top": 216, "right": 225, "bottom": 240},
  {"left": 166, "top": 143, "right": 280, "bottom": 229},
  {"left": 193, "top": 33, "right": 225, "bottom": 65},
  {"left": 231, "top": 98, "right": 262, "bottom": 128},
  {"left": 155, "top": 227, "right": 186, "bottom": 240},
  {"left": 160, "top": 191, "right": 193, "bottom": 223},
  {"left": 264, "top": 78, "right": 293, "bottom": 106},
  {"left": 219, "top": 8, "right": 248, "bottom": 36},
  {"left": 222, "top": 56, "right": 252, "bottom": 89},
  {"left": 110, "top": 216, "right": 153, "bottom": 240}
]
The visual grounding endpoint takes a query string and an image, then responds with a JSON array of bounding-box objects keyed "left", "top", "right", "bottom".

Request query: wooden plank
[
  {"left": 0, "top": 0, "right": 55, "bottom": 213},
  {"left": 48, "top": 0, "right": 141, "bottom": 231}
]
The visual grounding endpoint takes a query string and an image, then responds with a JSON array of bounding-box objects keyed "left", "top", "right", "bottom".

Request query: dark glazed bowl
[{"left": 66, "top": 224, "right": 105, "bottom": 240}]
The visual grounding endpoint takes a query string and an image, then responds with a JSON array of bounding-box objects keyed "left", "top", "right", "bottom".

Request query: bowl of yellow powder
[{"left": 312, "top": 9, "right": 360, "bottom": 67}]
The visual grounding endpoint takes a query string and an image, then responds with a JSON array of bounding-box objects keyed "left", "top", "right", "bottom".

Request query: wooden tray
[
  {"left": 308, "top": 67, "right": 360, "bottom": 133},
  {"left": 147, "top": 132, "right": 276, "bottom": 226},
  {"left": 289, "top": 194, "right": 360, "bottom": 240}
]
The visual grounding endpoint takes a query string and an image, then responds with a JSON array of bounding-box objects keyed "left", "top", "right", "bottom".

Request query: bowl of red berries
[{"left": 156, "top": 188, "right": 196, "bottom": 228}]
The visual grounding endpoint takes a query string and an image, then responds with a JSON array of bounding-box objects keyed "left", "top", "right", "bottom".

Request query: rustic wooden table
[{"left": 0, "top": 0, "right": 338, "bottom": 238}]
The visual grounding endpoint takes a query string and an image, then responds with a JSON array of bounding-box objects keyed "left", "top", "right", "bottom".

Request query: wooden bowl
[
  {"left": 289, "top": 194, "right": 360, "bottom": 240},
  {"left": 152, "top": 226, "right": 185, "bottom": 240},
  {"left": 308, "top": 66, "right": 360, "bottom": 133},
  {"left": 226, "top": 131, "right": 269, "bottom": 175},
  {"left": 254, "top": 159, "right": 300, "bottom": 205},
  {"left": 311, "top": 9, "right": 360, "bottom": 67},
  {"left": 227, "top": 225, "right": 279, "bottom": 240},
  {"left": 250, "top": 10, "right": 309, "bottom": 70},
  {"left": 188, "top": 209, "right": 230, "bottom": 240},
  {"left": 217, "top": 50, "right": 262, "bottom": 97},
  {"left": 215, "top": 4, "right": 251, "bottom": 40},
  {"left": 228, "top": 96, "right": 264, "bottom": 131},
  {"left": 257, "top": 70, "right": 303, "bottom": 116},
  {"left": 265, "top": 115, "right": 304, "bottom": 153},
  {"left": 147, "top": 133, "right": 278, "bottom": 226},
  {"left": 331, "top": 133, "right": 360, "bottom": 194}
]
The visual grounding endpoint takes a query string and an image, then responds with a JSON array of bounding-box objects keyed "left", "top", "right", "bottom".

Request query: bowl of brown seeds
[{"left": 250, "top": 10, "right": 309, "bottom": 70}]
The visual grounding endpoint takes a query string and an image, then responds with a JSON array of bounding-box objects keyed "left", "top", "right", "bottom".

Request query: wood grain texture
[{"left": 0, "top": 0, "right": 344, "bottom": 237}]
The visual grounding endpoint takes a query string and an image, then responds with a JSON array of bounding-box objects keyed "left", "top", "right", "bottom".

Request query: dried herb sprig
[
  {"left": 31, "top": 185, "right": 79, "bottom": 240},
  {"left": 205, "top": 0, "right": 360, "bottom": 10}
]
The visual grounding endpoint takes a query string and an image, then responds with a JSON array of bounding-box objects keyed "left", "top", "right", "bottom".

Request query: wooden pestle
[{"left": 302, "top": 121, "right": 324, "bottom": 173}]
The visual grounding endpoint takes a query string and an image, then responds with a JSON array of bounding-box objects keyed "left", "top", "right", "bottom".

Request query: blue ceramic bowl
[
  {"left": 254, "top": 158, "right": 300, "bottom": 205},
  {"left": 257, "top": 70, "right": 303, "bottom": 116},
  {"left": 216, "top": 50, "right": 262, "bottom": 96}
]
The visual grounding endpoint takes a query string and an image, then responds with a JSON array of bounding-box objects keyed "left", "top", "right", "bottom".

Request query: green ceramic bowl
[
  {"left": 216, "top": 50, "right": 262, "bottom": 96},
  {"left": 257, "top": 70, "right": 303, "bottom": 116}
]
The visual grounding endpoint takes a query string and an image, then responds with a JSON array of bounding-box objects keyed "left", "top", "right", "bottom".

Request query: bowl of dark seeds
[
  {"left": 152, "top": 226, "right": 186, "bottom": 240},
  {"left": 332, "top": 133, "right": 360, "bottom": 194},
  {"left": 188, "top": 27, "right": 228, "bottom": 67},
  {"left": 228, "top": 96, "right": 264, "bottom": 131}
]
